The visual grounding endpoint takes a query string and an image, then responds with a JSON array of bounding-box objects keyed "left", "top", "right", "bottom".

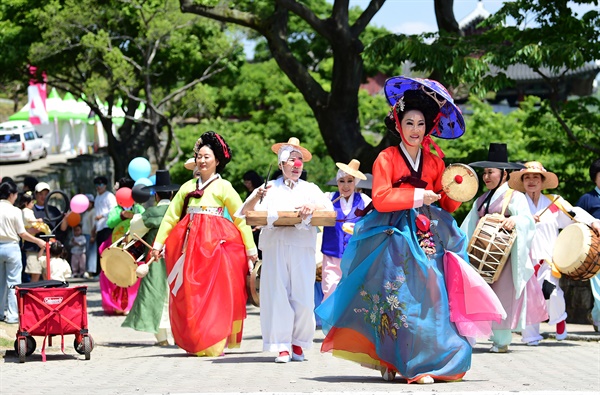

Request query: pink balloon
[{"left": 70, "top": 194, "right": 90, "bottom": 214}]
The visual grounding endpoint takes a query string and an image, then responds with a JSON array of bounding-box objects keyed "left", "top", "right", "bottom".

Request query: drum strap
[
  {"left": 543, "top": 194, "right": 575, "bottom": 220},
  {"left": 500, "top": 189, "right": 513, "bottom": 217}
]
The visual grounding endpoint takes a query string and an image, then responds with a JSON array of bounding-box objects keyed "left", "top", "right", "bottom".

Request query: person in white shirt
[
  {"left": 237, "top": 137, "right": 334, "bottom": 363},
  {"left": 0, "top": 181, "right": 46, "bottom": 324},
  {"left": 92, "top": 176, "right": 117, "bottom": 276}
]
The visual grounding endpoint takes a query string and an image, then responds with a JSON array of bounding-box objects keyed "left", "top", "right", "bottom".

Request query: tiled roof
[
  {"left": 459, "top": 1, "right": 491, "bottom": 30},
  {"left": 489, "top": 62, "right": 600, "bottom": 82}
]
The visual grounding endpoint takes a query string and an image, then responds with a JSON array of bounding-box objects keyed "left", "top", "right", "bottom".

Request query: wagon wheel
[
  {"left": 14, "top": 338, "right": 26, "bottom": 363},
  {"left": 25, "top": 336, "right": 36, "bottom": 356},
  {"left": 74, "top": 335, "right": 94, "bottom": 360},
  {"left": 83, "top": 336, "right": 93, "bottom": 360}
]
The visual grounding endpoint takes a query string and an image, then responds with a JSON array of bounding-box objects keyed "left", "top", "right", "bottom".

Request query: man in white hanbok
[
  {"left": 237, "top": 137, "right": 334, "bottom": 363},
  {"left": 509, "top": 161, "right": 600, "bottom": 344}
]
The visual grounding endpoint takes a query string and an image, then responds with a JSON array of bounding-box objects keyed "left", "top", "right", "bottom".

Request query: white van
[{"left": 0, "top": 121, "right": 47, "bottom": 163}]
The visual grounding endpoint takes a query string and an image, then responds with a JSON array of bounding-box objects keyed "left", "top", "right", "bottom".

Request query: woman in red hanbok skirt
[{"left": 152, "top": 132, "right": 258, "bottom": 356}]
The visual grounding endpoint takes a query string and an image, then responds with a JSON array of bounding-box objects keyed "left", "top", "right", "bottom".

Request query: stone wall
[{"left": 12, "top": 151, "right": 114, "bottom": 198}]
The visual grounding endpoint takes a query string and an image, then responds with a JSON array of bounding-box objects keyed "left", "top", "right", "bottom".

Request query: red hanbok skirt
[{"left": 164, "top": 212, "right": 248, "bottom": 356}]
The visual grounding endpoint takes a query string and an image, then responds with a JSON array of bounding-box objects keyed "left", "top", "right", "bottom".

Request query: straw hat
[
  {"left": 508, "top": 161, "right": 559, "bottom": 192},
  {"left": 336, "top": 159, "right": 367, "bottom": 180},
  {"left": 184, "top": 158, "right": 196, "bottom": 170},
  {"left": 271, "top": 137, "right": 312, "bottom": 162}
]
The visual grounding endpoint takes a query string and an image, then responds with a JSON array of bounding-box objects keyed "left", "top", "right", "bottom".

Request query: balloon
[
  {"left": 66, "top": 212, "right": 81, "bottom": 227},
  {"left": 149, "top": 174, "right": 156, "bottom": 185},
  {"left": 115, "top": 187, "right": 134, "bottom": 208},
  {"left": 132, "top": 183, "right": 151, "bottom": 204},
  {"left": 134, "top": 177, "right": 152, "bottom": 187},
  {"left": 70, "top": 194, "right": 90, "bottom": 214},
  {"left": 128, "top": 157, "right": 151, "bottom": 181}
]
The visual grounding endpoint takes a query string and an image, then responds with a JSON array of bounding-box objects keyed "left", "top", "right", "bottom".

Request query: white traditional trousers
[{"left": 260, "top": 242, "right": 315, "bottom": 353}]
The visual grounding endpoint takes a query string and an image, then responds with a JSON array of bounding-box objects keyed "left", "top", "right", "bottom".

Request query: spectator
[
  {"left": 69, "top": 224, "right": 86, "bottom": 278},
  {"left": 0, "top": 181, "right": 46, "bottom": 324},
  {"left": 40, "top": 241, "right": 72, "bottom": 282},
  {"left": 23, "top": 182, "right": 68, "bottom": 282},
  {"left": 93, "top": 176, "right": 117, "bottom": 276},
  {"left": 81, "top": 194, "right": 96, "bottom": 278}
]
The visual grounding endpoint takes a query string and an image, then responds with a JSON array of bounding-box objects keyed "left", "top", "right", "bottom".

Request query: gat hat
[
  {"left": 336, "top": 159, "right": 367, "bottom": 181},
  {"left": 356, "top": 173, "right": 373, "bottom": 190},
  {"left": 508, "top": 161, "right": 559, "bottom": 192},
  {"left": 85, "top": 193, "right": 95, "bottom": 203},
  {"left": 271, "top": 137, "right": 313, "bottom": 162},
  {"left": 184, "top": 158, "right": 196, "bottom": 171},
  {"left": 384, "top": 76, "right": 465, "bottom": 139},
  {"left": 34, "top": 182, "right": 51, "bottom": 193},
  {"left": 142, "top": 170, "right": 180, "bottom": 192},
  {"left": 469, "top": 143, "right": 525, "bottom": 170}
]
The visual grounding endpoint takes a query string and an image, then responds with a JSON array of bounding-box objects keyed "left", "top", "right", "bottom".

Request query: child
[
  {"left": 70, "top": 224, "right": 87, "bottom": 278},
  {"left": 40, "top": 241, "right": 72, "bottom": 281},
  {"left": 20, "top": 191, "right": 51, "bottom": 235}
]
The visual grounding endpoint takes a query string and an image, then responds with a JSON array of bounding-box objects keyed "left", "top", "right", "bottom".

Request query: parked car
[{"left": 0, "top": 121, "right": 47, "bottom": 163}]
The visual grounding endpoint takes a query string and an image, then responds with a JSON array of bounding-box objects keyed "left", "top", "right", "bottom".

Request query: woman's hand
[
  {"left": 248, "top": 254, "right": 258, "bottom": 264},
  {"left": 423, "top": 190, "right": 441, "bottom": 206},
  {"left": 501, "top": 217, "right": 516, "bottom": 231},
  {"left": 296, "top": 203, "right": 316, "bottom": 220},
  {"left": 533, "top": 214, "right": 540, "bottom": 223},
  {"left": 151, "top": 248, "right": 162, "bottom": 260}
]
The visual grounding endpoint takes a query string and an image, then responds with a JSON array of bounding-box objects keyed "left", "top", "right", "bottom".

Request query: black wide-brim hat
[
  {"left": 469, "top": 143, "right": 525, "bottom": 170},
  {"left": 142, "top": 170, "right": 181, "bottom": 192}
]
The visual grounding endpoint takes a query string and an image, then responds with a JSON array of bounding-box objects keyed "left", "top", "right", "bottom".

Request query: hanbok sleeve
[
  {"left": 507, "top": 191, "right": 535, "bottom": 298},
  {"left": 221, "top": 180, "right": 257, "bottom": 256},
  {"left": 106, "top": 206, "right": 123, "bottom": 229},
  {"left": 372, "top": 150, "right": 420, "bottom": 212}
]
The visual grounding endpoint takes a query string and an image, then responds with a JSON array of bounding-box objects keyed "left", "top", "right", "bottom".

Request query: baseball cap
[
  {"left": 34, "top": 182, "right": 51, "bottom": 193},
  {"left": 85, "top": 193, "right": 95, "bottom": 203}
]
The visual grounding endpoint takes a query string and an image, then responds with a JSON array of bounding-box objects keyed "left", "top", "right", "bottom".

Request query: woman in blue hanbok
[{"left": 316, "top": 77, "right": 505, "bottom": 384}]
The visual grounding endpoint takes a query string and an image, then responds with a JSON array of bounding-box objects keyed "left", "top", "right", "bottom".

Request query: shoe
[
  {"left": 4, "top": 319, "right": 18, "bottom": 325},
  {"left": 555, "top": 331, "right": 567, "bottom": 341},
  {"left": 527, "top": 340, "right": 539, "bottom": 346},
  {"left": 489, "top": 345, "right": 508, "bottom": 353},
  {"left": 275, "top": 352, "right": 291, "bottom": 363},
  {"left": 291, "top": 351, "right": 305, "bottom": 361},
  {"left": 154, "top": 340, "right": 169, "bottom": 346},
  {"left": 416, "top": 375, "right": 434, "bottom": 384},
  {"left": 83, "top": 272, "right": 91, "bottom": 279},
  {"left": 380, "top": 367, "right": 396, "bottom": 381}
]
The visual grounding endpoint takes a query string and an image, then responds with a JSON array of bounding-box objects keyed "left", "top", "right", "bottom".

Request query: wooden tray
[{"left": 246, "top": 211, "right": 336, "bottom": 226}]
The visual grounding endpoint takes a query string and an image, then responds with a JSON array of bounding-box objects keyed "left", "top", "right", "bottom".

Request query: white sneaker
[
  {"left": 291, "top": 352, "right": 305, "bottom": 362},
  {"left": 555, "top": 330, "right": 567, "bottom": 341},
  {"left": 527, "top": 340, "right": 539, "bottom": 346},
  {"left": 275, "top": 353, "right": 291, "bottom": 363},
  {"left": 416, "top": 375, "right": 434, "bottom": 384},
  {"left": 489, "top": 345, "right": 508, "bottom": 353}
]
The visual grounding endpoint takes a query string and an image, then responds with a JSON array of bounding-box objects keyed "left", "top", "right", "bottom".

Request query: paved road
[
  {"left": 0, "top": 153, "right": 76, "bottom": 180},
  {"left": 0, "top": 279, "right": 599, "bottom": 395}
]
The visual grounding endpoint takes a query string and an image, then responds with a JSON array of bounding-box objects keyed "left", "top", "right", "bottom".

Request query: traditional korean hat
[
  {"left": 336, "top": 159, "right": 367, "bottom": 181},
  {"left": 508, "top": 161, "right": 559, "bottom": 192},
  {"left": 384, "top": 76, "right": 466, "bottom": 139},
  {"left": 469, "top": 143, "right": 525, "bottom": 170},
  {"left": 142, "top": 170, "right": 180, "bottom": 192},
  {"left": 271, "top": 137, "right": 312, "bottom": 162},
  {"left": 356, "top": 173, "right": 373, "bottom": 190}
]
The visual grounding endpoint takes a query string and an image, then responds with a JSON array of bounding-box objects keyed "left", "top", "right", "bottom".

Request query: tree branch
[
  {"left": 277, "top": 0, "right": 331, "bottom": 40},
  {"left": 179, "top": 0, "right": 261, "bottom": 30},
  {"left": 549, "top": 101, "right": 600, "bottom": 155},
  {"left": 351, "top": 0, "right": 386, "bottom": 38}
]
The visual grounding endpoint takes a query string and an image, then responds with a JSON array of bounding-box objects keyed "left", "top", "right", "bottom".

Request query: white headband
[
  {"left": 336, "top": 169, "right": 356, "bottom": 181},
  {"left": 278, "top": 145, "right": 302, "bottom": 163}
]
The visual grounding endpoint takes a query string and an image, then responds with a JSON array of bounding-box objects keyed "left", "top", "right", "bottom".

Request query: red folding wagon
[{"left": 13, "top": 234, "right": 94, "bottom": 363}]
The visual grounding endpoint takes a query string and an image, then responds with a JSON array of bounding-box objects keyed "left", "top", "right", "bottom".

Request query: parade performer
[
  {"left": 122, "top": 170, "right": 180, "bottom": 346},
  {"left": 316, "top": 77, "right": 505, "bottom": 383},
  {"left": 152, "top": 132, "right": 257, "bottom": 356},
  {"left": 461, "top": 144, "right": 546, "bottom": 353},
  {"left": 237, "top": 137, "right": 334, "bottom": 363},
  {"left": 99, "top": 177, "right": 144, "bottom": 315},
  {"left": 508, "top": 161, "right": 600, "bottom": 344},
  {"left": 575, "top": 158, "right": 600, "bottom": 332},
  {"left": 321, "top": 159, "right": 371, "bottom": 299}
]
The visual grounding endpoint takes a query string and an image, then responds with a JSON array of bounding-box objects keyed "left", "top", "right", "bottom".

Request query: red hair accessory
[{"left": 214, "top": 133, "right": 230, "bottom": 159}]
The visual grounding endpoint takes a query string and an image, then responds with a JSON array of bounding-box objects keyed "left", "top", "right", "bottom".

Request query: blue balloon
[
  {"left": 128, "top": 157, "right": 151, "bottom": 181},
  {"left": 134, "top": 177, "right": 152, "bottom": 187},
  {"left": 149, "top": 174, "right": 156, "bottom": 185}
]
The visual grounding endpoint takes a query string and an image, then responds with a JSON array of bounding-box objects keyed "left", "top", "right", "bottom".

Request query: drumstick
[
  {"left": 136, "top": 256, "right": 156, "bottom": 278},
  {"left": 259, "top": 163, "right": 273, "bottom": 204},
  {"left": 538, "top": 195, "right": 560, "bottom": 217},
  {"left": 132, "top": 233, "right": 153, "bottom": 250}
]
